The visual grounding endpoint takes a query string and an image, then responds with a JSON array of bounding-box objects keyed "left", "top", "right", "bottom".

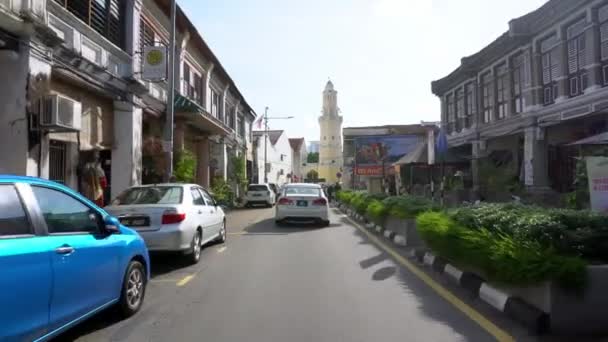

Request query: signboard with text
[
  {"left": 354, "top": 135, "right": 422, "bottom": 176},
  {"left": 586, "top": 156, "right": 608, "bottom": 213}
]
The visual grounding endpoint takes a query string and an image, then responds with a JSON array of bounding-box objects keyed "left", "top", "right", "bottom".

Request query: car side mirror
[{"left": 104, "top": 216, "right": 121, "bottom": 234}]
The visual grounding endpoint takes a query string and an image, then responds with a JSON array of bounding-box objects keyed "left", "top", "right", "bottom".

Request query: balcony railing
[{"left": 0, "top": 0, "right": 46, "bottom": 22}]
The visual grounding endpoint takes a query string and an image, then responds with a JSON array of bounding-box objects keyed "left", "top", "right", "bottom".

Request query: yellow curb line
[{"left": 346, "top": 215, "right": 515, "bottom": 342}]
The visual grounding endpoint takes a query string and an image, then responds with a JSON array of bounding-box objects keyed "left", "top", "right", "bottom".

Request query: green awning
[
  {"left": 174, "top": 93, "right": 204, "bottom": 113},
  {"left": 173, "top": 92, "right": 231, "bottom": 136}
]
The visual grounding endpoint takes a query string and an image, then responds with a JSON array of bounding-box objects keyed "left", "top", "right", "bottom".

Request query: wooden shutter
[
  {"left": 567, "top": 39, "right": 578, "bottom": 74},
  {"left": 600, "top": 23, "right": 608, "bottom": 61}
]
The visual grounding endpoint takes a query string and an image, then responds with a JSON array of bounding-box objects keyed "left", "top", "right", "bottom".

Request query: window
[
  {"left": 446, "top": 94, "right": 455, "bottom": 133},
  {"left": 541, "top": 35, "right": 559, "bottom": 105},
  {"left": 455, "top": 88, "right": 464, "bottom": 131},
  {"left": 194, "top": 74, "right": 203, "bottom": 105},
  {"left": 32, "top": 186, "right": 100, "bottom": 234},
  {"left": 228, "top": 109, "right": 235, "bottom": 129},
  {"left": 600, "top": 6, "right": 608, "bottom": 85},
  {"left": 54, "top": 0, "right": 125, "bottom": 48},
  {"left": 0, "top": 185, "right": 31, "bottom": 236},
  {"left": 237, "top": 115, "right": 244, "bottom": 137},
  {"left": 481, "top": 73, "right": 493, "bottom": 123},
  {"left": 512, "top": 54, "right": 524, "bottom": 114},
  {"left": 567, "top": 19, "right": 588, "bottom": 97},
  {"left": 112, "top": 186, "right": 183, "bottom": 205},
  {"left": 464, "top": 82, "right": 476, "bottom": 128},
  {"left": 191, "top": 188, "right": 204, "bottom": 205},
  {"left": 183, "top": 63, "right": 191, "bottom": 97},
  {"left": 200, "top": 189, "right": 215, "bottom": 206},
  {"left": 496, "top": 64, "right": 508, "bottom": 119},
  {"left": 211, "top": 90, "right": 220, "bottom": 118}
]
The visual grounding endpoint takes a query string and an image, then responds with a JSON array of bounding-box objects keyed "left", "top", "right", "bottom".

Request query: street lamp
[{"left": 262, "top": 107, "right": 294, "bottom": 183}]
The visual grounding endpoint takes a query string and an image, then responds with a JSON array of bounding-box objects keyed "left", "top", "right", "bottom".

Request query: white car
[
  {"left": 244, "top": 184, "right": 276, "bottom": 208},
  {"left": 275, "top": 183, "right": 330, "bottom": 226},
  {"left": 105, "top": 183, "right": 226, "bottom": 264}
]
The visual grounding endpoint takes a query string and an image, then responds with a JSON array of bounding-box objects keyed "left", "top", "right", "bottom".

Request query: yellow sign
[{"left": 142, "top": 46, "right": 167, "bottom": 80}]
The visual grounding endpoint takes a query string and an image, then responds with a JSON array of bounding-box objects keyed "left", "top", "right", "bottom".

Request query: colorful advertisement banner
[
  {"left": 586, "top": 156, "right": 608, "bottom": 213},
  {"left": 354, "top": 135, "right": 423, "bottom": 176}
]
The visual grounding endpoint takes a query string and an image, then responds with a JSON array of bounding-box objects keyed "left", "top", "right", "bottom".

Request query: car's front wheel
[{"left": 118, "top": 260, "right": 146, "bottom": 317}]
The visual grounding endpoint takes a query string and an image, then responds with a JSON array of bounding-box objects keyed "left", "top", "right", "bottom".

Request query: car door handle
[
  {"left": 55, "top": 245, "right": 74, "bottom": 255},
  {"left": 198, "top": 210, "right": 203, "bottom": 214}
]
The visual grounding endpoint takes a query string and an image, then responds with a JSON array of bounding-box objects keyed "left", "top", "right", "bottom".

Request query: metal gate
[{"left": 49, "top": 140, "right": 67, "bottom": 184}]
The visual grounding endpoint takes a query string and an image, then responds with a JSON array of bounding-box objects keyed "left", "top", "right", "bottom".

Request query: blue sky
[{"left": 179, "top": 0, "right": 547, "bottom": 142}]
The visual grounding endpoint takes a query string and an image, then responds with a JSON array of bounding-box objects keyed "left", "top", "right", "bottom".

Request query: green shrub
[
  {"left": 210, "top": 177, "right": 234, "bottom": 206},
  {"left": 337, "top": 190, "right": 355, "bottom": 205},
  {"left": 449, "top": 204, "right": 608, "bottom": 262},
  {"left": 174, "top": 149, "right": 196, "bottom": 183},
  {"left": 351, "top": 192, "right": 370, "bottom": 215},
  {"left": 366, "top": 200, "right": 388, "bottom": 223},
  {"left": 383, "top": 195, "right": 439, "bottom": 219},
  {"left": 416, "top": 212, "right": 587, "bottom": 290}
]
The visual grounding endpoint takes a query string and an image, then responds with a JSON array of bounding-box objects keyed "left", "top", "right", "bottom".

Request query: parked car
[
  {"left": 275, "top": 183, "right": 330, "bottom": 226},
  {"left": 105, "top": 183, "right": 226, "bottom": 264},
  {"left": 244, "top": 184, "right": 276, "bottom": 208},
  {"left": 0, "top": 176, "right": 150, "bottom": 342}
]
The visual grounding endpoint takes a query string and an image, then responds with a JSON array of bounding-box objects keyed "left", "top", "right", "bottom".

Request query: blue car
[{"left": 0, "top": 176, "right": 150, "bottom": 341}]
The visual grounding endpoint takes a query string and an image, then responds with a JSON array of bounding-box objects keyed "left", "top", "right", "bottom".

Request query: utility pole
[
  {"left": 163, "top": 0, "right": 177, "bottom": 181},
  {"left": 263, "top": 107, "right": 269, "bottom": 183}
]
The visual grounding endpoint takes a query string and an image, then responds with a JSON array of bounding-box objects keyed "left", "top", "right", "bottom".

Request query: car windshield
[
  {"left": 284, "top": 187, "right": 321, "bottom": 196},
  {"left": 112, "top": 186, "right": 183, "bottom": 205},
  {"left": 248, "top": 185, "right": 268, "bottom": 192}
]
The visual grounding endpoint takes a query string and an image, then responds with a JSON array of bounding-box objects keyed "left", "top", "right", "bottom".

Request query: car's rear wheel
[
  {"left": 118, "top": 260, "right": 146, "bottom": 317},
  {"left": 187, "top": 230, "right": 202, "bottom": 264},
  {"left": 217, "top": 221, "right": 226, "bottom": 243}
]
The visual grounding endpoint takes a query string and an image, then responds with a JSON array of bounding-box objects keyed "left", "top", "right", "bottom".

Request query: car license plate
[
  {"left": 253, "top": 194, "right": 262, "bottom": 197},
  {"left": 120, "top": 217, "right": 149, "bottom": 227},
  {"left": 297, "top": 200, "right": 308, "bottom": 207}
]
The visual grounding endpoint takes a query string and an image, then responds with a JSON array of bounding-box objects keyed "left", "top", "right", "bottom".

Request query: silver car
[{"left": 105, "top": 183, "right": 226, "bottom": 264}]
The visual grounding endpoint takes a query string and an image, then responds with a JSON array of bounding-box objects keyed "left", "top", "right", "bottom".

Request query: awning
[
  {"left": 392, "top": 142, "right": 427, "bottom": 166},
  {"left": 567, "top": 132, "right": 608, "bottom": 146},
  {"left": 174, "top": 93, "right": 230, "bottom": 136}
]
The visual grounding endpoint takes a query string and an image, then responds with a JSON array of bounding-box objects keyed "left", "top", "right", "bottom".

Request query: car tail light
[
  {"left": 312, "top": 198, "right": 327, "bottom": 206},
  {"left": 162, "top": 211, "right": 186, "bottom": 224},
  {"left": 278, "top": 197, "right": 293, "bottom": 205},
  {"left": 266, "top": 191, "right": 271, "bottom": 196}
]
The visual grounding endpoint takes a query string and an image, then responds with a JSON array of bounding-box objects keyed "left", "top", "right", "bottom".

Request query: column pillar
[
  {"left": 524, "top": 125, "right": 549, "bottom": 189},
  {"left": 196, "top": 137, "right": 210, "bottom": 188},
  {"left": 124, "top": 0, "right": 143, "bottom": 76},
  {"left": 471, "top": 138, "right": 484, "bottom": 192},
  {"left": 173, "top": 122, "right": 185, "bottom": 152},
  {"left": 111, "top": 100, "right": 143, "bottom": 198},
  {"left": 221, "top": 85, "right": 229, "bottom": 126},
  {"left": 204, "top": 64, "right": 214, "bottom": 113},
  {"left": 555, "top": 36, "right": 570, "bottom": 102}
]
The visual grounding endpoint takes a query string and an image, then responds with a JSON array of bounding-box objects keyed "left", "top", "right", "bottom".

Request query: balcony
[{"left": 0, "top": 0, "right": 46, "bottom": 22}]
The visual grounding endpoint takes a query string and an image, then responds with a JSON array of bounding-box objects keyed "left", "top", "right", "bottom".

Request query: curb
[
  {"left": 337, "top": 205, "right": 548, "bottom": 335},
  {"left": 419, "top": 251, "right": 547, "bottom": 335}
]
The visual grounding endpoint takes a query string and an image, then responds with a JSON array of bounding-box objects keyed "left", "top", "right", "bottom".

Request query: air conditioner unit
[{"left": 40, "top": 94, "right": 82, "bottom": 132}]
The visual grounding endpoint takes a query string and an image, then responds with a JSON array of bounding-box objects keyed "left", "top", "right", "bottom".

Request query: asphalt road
[{"left": 55, "top": 207, "right": 558, "bottom": 342}]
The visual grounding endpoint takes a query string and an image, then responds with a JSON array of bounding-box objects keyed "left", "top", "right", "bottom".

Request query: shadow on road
[
  {"left": 244, "top": 218, "right": 338, "bottom": 235},
  {"left": 50, "top": 307, "right": 124, "bottom": 342}
]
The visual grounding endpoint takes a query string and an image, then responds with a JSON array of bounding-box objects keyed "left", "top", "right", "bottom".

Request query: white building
[
  {"left": 318, "top": 80, "right": 343, "bottom": 183},
  {"left": 0, "top": 0, "right": 256, "bottom": 203},
  {"left": 289, "top": 138, "right": 307, "bottom": 182},
  {"left": 252, "top": 130, "right": 292, "bottom": 185}
]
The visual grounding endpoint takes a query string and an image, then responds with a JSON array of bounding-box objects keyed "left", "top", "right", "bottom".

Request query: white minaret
[{"left": 318, "top": 80, "right": 343, "bottom": 183}]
